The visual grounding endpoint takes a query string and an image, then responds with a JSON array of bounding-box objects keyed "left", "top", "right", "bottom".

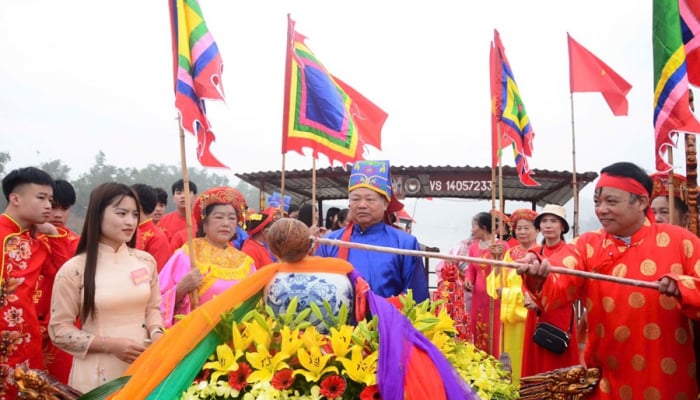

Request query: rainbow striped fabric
[
  {"left": 491, "top": 30, "right": 538, "bottom": 186},
  {"left": 653, "top": 0, "right": 700, "bottom": 172},
  {"left": 282, "top": 15, "right": 387, "bottom": 166},
  {"left": 169, "top": 0, "right": 226, "bottom": 168}
]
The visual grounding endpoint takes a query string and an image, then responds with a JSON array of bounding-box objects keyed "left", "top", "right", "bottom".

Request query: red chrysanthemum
[
  {"left": 228, "top": 362, "right": 252, "bottom": 391},
  {"left": 360, "top": 384, "right": 382, "bottom": 400},
  {"left": 197, "top": 369, "right": 211, "bottom": 383},
  {"left": 271, "top": 368, "right": 295, "bottom": 390},
  {"left": 320, "top": 374, "right": 346, "bottom": 398}
]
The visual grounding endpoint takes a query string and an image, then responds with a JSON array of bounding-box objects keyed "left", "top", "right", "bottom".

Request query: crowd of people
[{"left": 2, "top": 157, "right": 700, "bottom": 399}]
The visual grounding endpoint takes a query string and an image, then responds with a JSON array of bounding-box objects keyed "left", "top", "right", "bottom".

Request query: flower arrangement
[{"left": 181, "top": 295, "right": 518, "bottom": 400}]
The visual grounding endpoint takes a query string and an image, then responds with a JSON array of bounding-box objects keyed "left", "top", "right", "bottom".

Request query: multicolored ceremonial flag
[
  {"left": 282, "top": 15, "right": 388, "bottom": 166},
  {"left": 653, "top": 0, "right": 700, "bottom": 172},
  {"left": 568, "top": 33, "right": 632, "bottom": 116},
  {"left": 681, "top": 0, "right": 700, "bottom": 86},
  {"left": 169, "top": 0, "right": 227, "bottom": 168},
  {"left": 490, "top": 30, "right": 538, "bottom": 186}
]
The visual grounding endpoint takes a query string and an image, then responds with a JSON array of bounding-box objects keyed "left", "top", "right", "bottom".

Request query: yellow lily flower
[
  {"left": 300, "top": 325, "right": 327, "bottom": 349},
  {"left": 329, "top": 325, "right": 354, "bottom": 357},
  {"left": 430, "top": 331, "right": 455, "bottom": 354},
  {"left": 336, "top": 345, "right": 378, "bottom": 386},
  {"left": 246, "top": 320, "right": 272, "bottom": 348},
  {"left": 231, "top": 321, "right": 254, "bottom": 359},
  {"left": 201, "top": 343, "right": 239, "bottom": 381},
  {"left": 245, "top": 343, "right": 290, "bottom": 384},
  {"left": 293, "top": 346, "right": 338, "bottom": 382},
  {"left": 279, "top": 325, "right": 303, "bottom": 356},
  {"left": 432, "top": 307, "right": 458, "bottom": 335}
]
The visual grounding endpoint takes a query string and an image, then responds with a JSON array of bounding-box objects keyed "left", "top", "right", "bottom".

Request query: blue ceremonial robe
[{"left": 316, "top": 222, "right": 429, "bottom": 302}]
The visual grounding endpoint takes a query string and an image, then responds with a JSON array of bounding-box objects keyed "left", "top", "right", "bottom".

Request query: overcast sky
[{"left": 1, "top": 1, "right": 696, "bottom": 253}]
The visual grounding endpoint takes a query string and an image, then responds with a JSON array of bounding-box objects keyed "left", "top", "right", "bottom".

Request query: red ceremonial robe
[
  {"left": 36, "top": 227, "right": 78, "bottom": 384},
  {"left": 240, "top": 238, "right": 274, "bottom": 270},
  {"left": 0, "top": 214, "right": 72, "bottom": 397},
  {"left": 521, "top": 240, "right": 580, "bottom": 377},
  {"left": 525, "top": 219, "right": 700, "bottom": 399},
  {"left": 136, "top": 219, "right": 172, "bottom": 272}
]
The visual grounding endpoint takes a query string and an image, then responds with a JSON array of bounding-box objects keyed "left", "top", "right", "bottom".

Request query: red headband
[{"left": 595, "top": 173, "right": 649, "bottom": 197}]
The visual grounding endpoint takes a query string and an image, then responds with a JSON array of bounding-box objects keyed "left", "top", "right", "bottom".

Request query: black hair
[
  {"left": 297, "top": 203, "right": 315, "bottom": 227},
  {"left": 599, "top": 162, "right": 653, "bottom": 196},
  {"left": 325, "top": 207, "right": 341, "bottom": 229},
  {"left": 76, "top": 182, "right": 139, "bottom": 322},
  {"left": 473, "top": 211, "right": 493, "bottom": 234},
  {"left": 336, "top": 208, "right": 350, "bottom": 229},
  {"left": 52, "top": 179, "right": 76, "bottom": 208},
  {"left": 154, "top": 187, "right": 168, "bottom": 205},
  {"left": 2, "top": 166, "right": 55, "bottom": 201},
  {"left": 131, "top": 183, "right": 157, "bottom": 215},
  {"left": 171, "top": 179, "right": 197, "bottom": 195}
]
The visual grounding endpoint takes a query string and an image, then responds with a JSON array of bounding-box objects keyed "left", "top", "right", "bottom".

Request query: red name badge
[{"left": 130, "top": 268, "right": 150, "bottom": 285}]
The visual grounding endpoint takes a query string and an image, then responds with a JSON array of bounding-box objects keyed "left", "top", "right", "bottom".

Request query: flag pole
[
  {"left": 311, "top": 158, "right": 317, "bottom": 227},
  {"left": 686, "top": 89, "right": 698, "bottom": 235},
  {"left": 177, "top": 118, "right": 199, "bottom": 308},
  {"left": 669, "top": 148, "right": 676, "bottom": 225},
  {"left": 569, "top": 92, "right": 580, "bottom": 237}
]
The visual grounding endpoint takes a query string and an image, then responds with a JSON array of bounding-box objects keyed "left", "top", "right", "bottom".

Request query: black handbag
[{"left": 532, "top": 306, "right": 574, "bottom": 354}]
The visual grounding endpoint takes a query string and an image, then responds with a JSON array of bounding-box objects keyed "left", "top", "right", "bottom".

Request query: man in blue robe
[{"left": 316, "top": 160, "right": 430, "bottom": 303}]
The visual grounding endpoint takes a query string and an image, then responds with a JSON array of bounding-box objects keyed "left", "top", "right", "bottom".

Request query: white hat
[{"left": 534, "top": 204, "right": 569, "bottom": 234}]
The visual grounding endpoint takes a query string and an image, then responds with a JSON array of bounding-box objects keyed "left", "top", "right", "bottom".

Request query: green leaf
[{"left": 77, "top": 376, "right": 130, "bottom": 399}]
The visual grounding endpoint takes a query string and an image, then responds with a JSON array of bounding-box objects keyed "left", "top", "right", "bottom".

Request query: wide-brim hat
[
  {"left": 246, "top": 207, "right": 276, "bottom": 236},
  {"left": 193, "top": 186, "right": 247, "bottom": 226},
  {"left": 534, "top": 204, "right": 569, "bottom": 234},
  {"left": 348, "top": 160, "right": 392, "bottom": 201},
  {"left": 650, "top": 172, "right": 687, "bottom": 201}
]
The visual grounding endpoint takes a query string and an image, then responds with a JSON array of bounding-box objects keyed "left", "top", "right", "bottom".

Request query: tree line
[{"left": 0, "top": 151, "right": 259, "bottom": 233}]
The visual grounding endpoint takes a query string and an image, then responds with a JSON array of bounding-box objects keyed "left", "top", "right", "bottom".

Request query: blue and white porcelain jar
[{"left": 264, "top": 272, "right": 355, "bottom": 333}]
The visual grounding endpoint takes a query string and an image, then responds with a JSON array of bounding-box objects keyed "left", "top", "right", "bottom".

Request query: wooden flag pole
[
  {"left": 569, "top": 92, "right": 580, "bottom": 237},
  {"left": 177, "top": 120, "right": 199, "bottom": 308},
  {"left": 686, "top": 88, "right": 698, "bottom": 234},
  {"left": 280, "top": 153, "right": 287, "bottom": 213},
  {"left": 669, "top": 148, "right": 676, "bottom": 225},
  {"left": 312, "top": 237, "right": 661, "bottom": 290},
  {"left": 312, "top": 158, "right": 317, "bottom": 227}
]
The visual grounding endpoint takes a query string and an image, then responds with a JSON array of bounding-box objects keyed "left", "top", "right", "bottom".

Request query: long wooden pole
[
  {"left": 312, "top": 158, "right": 317, "bottom": 227},
  {"left": 669, "top": 148, "right": 676, "bottom": 225},
  {"left": 177, "top": 121, "right": 199, "bottom": 308},
  {"left": 570, "top": 92, "right": 580, "bottom": 237},
  {"left": 313, "top": 237, "right": 661, "bottom": 290}
]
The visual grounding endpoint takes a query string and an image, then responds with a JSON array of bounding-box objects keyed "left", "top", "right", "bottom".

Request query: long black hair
[{"left": 76, "top": 182, "right": 139, "bottom": 322}]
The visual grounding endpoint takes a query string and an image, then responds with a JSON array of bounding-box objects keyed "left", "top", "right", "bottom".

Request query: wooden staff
[
  {"left": 313, "top": 237, "right": 661, "bottom": 290},
  {"left": 177, "top": 121, "right": 199, "bottom": 308},
  {"left": 686, "top": 133, "right": 698, "bottom": 235}
]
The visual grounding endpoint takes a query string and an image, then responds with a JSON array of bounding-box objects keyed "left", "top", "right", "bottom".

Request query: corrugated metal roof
[{"left": 235, "top": 164, "right": 598, "bottom": 208}]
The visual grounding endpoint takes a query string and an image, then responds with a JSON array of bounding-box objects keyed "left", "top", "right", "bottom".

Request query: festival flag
[
  {"left": 282, "top": 15, "right": 388, "bottom": 166},
  {"left": 489, "top": 41, "right": 511, "bottom": 168},
  {"left": 681, "top": 0, "right": 700, "bottom": 86},
  {"left": 169, "top": 0, "right": 227, "bottom": 168},
  {"left": 567, "top": 33, "right": 632, "bottom": 116},
  {"left": 491, "top": 30, "right": 538, "bottom": 186},
  {"left": 653, "top": 0, "right": 700, "bottom": 172}
]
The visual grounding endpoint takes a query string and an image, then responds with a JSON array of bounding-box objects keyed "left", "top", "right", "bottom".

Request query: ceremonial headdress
[
  {"left": 348, "top": 160, "right": 392, "bottom": 201},
  {"left": 348, "top": 160, "right": 404, "bottom": 224},
  {"left": 246, "top": 207, "right": 276, "bottom": 236},
  {"left": 534, "top": 204, "right": 569, "bottom": 234},
  {"left": 650, "top": 172, "right": 687, "bottom": 201},
  {"left": 509, "top": 208, "right": 538, "bottom": 226},
  {"left": 193, "top": 186, "right": 247, "bottom": 225},
  {"left": 267, "top": 192, "right": 292, "bottom": 212}
]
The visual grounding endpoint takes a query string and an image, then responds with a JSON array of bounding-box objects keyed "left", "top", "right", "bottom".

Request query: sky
[{"left": 0, "top": 1, "right": 695, "bottom": 254}]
